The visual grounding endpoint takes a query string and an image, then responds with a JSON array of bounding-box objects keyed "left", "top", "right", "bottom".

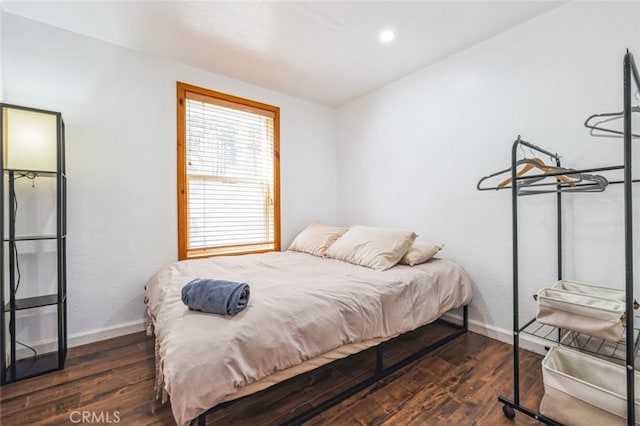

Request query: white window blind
[{"left": 183, "top": 91, "right": 278, "bottom": 256}]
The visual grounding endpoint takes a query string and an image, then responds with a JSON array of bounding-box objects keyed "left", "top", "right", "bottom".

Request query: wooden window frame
[{"left": 177, "top": 82, "right": 281, "bottom": 260}]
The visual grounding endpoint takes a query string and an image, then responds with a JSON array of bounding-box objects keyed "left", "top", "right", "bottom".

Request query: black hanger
[
  {"left": 584, "top": 92, "right": 640, "bottom": 138},
  {"left": 517, "top": 172, "right": 608, "bottom": 195}
]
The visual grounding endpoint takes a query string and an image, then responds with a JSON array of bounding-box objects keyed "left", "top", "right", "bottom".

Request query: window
[{"left": 177, "top": 82, "right": 280, "bottom": 260}]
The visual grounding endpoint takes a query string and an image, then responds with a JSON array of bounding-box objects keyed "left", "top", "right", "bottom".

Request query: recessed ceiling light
[{"left": 379, "top": 29, "right": 395, "bottom": 44}]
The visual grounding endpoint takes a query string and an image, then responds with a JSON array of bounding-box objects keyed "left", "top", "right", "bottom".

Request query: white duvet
[{"left": 145, "top": 251, "right": 472, "bottom": 425}]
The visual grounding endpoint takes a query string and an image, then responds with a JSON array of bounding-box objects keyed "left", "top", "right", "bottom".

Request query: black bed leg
[
  {"left": 197, "top": 414, "right": 206, "bottom": 426},
  {"left": 463, "top": 305, "right": 468, "bottom": 330},
  {"left": 376, "top": 344, "right": 384, "bottom": 373}
]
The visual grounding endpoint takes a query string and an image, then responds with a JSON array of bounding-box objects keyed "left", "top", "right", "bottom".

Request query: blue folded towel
[{"left": 181, "top": 279, "right": 250, "bottom": 316}]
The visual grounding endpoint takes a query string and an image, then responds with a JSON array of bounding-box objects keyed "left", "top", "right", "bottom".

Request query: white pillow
[
  {"left": 325, "top": 225, "right": 417, "bottom": 271},
  {"left": 288, "top": 222, "right": 348, "bottom": 257},
  {"left": 399, "top": 241, "right": 442, "bottom": 266}
]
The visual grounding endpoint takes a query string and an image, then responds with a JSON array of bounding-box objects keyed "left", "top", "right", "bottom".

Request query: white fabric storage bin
[
  {"left": 540, "top": 346, "right": 640, "bottom": 424},
  {"left": 551, "top": 280, "right": 627, "bottom": 303},
  {"left": 540, "top": 384, "right": 630, "bottom": 426},
  {"left": 536, "top": 287, "right": 625, "bottom": 341}
]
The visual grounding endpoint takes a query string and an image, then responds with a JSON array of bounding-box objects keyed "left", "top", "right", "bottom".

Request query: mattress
[{"left": 145, "top": 251, "right": 472, "bottom": 425}]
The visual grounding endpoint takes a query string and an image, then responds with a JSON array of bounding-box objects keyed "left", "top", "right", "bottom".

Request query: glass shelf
[
  {"left": 3, "top": 168, "right": 63, "bottom": 178},
  {"left": 3, "top": 235, "right": 59, "bottom": 242},
  {"left": 4, "top": 352, "right": 63, "bottom": 383},
  {"left": 3, "top": 294, "right": 65, "bottom": 312}
]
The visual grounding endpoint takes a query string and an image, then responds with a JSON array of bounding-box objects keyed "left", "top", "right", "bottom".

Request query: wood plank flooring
[{"left": 0, "top": 325, "right": 544, "bottom": 425}]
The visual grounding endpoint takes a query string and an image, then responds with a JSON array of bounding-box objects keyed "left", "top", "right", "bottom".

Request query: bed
[{"left": 145, "top": 226, "right": 472, "bottom": 426}]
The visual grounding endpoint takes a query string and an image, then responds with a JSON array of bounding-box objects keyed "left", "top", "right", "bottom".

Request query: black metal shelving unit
[
  {"left": 477, "top": 51, "right": 640, "bottom": 425},
  {"left": 0, "top": 104, "right": 67, "bottom": 384}
]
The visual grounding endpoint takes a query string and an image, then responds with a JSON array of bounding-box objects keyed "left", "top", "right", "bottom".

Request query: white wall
[
  {"left": 336, "top": 1, "right": 640, "bottom": 343},
  {"left": 4, "top": 1, "right": 639, "bottom": 350},
  {"left": 2, "top": 13, "right": 337, "bottom": 346},
  {"left": 0, "top": 0, "right": 3, "bottom": 100}
]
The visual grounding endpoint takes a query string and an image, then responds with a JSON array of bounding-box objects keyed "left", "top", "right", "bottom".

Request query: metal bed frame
[
  {"left": 476, "top": 50, "right": 640, "bottom": 425},
  {"left": 196, "top": 305, "right": 468, "bottom": 425}
]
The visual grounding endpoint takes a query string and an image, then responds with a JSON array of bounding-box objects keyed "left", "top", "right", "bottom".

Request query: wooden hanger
[{"left": 497, "top": 158, "right": 576, "bottom": 189}]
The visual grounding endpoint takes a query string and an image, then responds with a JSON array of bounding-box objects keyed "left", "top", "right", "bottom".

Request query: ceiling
[{"left": 2, "top": 1, "right": 565, "bottom": 106}]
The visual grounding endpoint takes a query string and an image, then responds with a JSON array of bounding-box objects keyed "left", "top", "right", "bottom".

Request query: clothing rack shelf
[
  {"left": 477, "top": 50, "right": 640, "bottom": 425},
  {"left": 520, "top": 316, "right": 640, "bottom": 365}
]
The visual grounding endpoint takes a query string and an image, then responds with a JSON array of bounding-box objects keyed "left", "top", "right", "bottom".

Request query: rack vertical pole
[
  {"left": 623, "top": 52, "right": 635, "bottom": 426},
  {"left": 555, "top": 157, "right": 564, "bottom": 344},
  {"left": 511, "top": 138, "right": 520, "bottom": 405},
  {"left": 555, "top": 157, "right": 563, "bottom": 281}
]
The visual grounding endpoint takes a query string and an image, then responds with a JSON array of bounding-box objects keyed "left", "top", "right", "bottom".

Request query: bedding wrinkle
[{"left": 144, "top": 251, "right": 472, "bottom": 426}]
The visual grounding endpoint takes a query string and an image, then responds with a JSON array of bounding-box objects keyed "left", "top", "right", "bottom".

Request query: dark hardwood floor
[{"left": 0, "top": 325, "right": 544, "bottom": 425}]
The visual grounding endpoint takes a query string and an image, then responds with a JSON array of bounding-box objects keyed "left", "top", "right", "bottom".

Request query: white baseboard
[
  {"left": 13, "top": 319, "right": 145, "bottom": 359},
  {"left": 68, "top": 319, "right": 146, "bottom": 348},
  {"left": 14, "top": 314, "right": 547, "bottom": 360},
  {"left": 442, "top": 312, "right": 549, "bottom": 356}
]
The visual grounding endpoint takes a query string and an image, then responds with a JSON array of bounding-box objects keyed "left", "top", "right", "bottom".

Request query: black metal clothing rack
[{"left": 477, "top": 51, "right": 640, "bottom": 425}]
